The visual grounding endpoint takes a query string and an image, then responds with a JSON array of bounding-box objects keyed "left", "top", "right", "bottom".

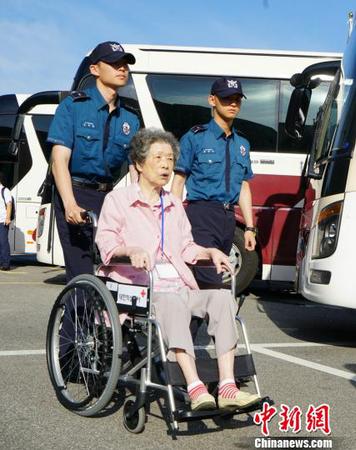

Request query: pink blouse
[{"left": 95, "top": 183, "right": 205, "bottom": 290}]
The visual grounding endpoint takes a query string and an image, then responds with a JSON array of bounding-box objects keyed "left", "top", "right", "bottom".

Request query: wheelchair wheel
[
  {"left": 123, "top": 395, "right": 146, "bottom": 433},
  {"left": 46, "top": 274, "right": 122, "bottom": 416}
]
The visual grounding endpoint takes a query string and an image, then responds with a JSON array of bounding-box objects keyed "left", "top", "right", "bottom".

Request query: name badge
[{"left": 154, "top": 263, "right": 180, "bottom": 279}]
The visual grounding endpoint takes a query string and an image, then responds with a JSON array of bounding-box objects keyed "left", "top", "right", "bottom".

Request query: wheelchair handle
[{"left": 80, "top": 210, "right": 98, "bottom": 228}]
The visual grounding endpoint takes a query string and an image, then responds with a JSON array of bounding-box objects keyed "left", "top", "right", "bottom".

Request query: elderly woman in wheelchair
[
  {"left": 95, "top": 127, "right": 260, "bottom": 412},
  {"left": 46, "top": 128, "right": 263, "bottom": 432}
]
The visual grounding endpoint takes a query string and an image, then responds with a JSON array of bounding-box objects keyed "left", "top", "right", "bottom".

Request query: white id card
[{"left": 154, "top": 263, "right": 180, "bottom": 279}]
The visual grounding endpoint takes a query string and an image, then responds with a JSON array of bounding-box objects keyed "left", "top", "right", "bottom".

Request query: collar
[
  {"left": 208, "top": 118, "right": 237, "bottom": 140},
  {"left": 86, "top": 85, "right": 120, "bottom": 112},
  {"left": 127, "top": 183, "right": 176, "bottom": 210}
]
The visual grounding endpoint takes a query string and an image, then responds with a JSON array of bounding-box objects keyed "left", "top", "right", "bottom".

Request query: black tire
[
  {"left": 46, "top": 274, "right": 122, "bottom": 416},
  {"left": 123, "top": 395, "right": 146, "bottom": 433},
  {"left": 223, "top": 227, "right": 259, "bottom": 295}
]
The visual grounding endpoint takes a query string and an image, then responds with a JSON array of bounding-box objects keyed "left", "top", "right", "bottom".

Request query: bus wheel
[{"left": 223, "top": 227, "right": 259, "bottom": 294}]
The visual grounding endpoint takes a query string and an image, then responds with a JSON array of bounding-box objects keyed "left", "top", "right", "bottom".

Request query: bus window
[
  {"left": 279, "top": 80, "right": 330, "bottom": 154},
  {"left": 32, "top": 115, "right": 53, "bottom": 162},
  {"left": 146, "top": 74, "right": 279, "bottom": 152},
  {"left": 0, "top": 113, "right": 31, "bottom": 189},
  {"left": 313, "top": 73, "right": 341, "bottom": 162}
]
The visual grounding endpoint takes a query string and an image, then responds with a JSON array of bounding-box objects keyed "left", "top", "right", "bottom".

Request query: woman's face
[{"left": 137, "top": 141, "right": 174, "bottom": 188}]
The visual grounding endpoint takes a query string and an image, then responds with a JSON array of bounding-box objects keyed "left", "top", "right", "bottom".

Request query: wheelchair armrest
[
  {"left": 109, "top": 256, "right": 132, "bottom": 265},
  {"left": 187, "top": 259, "right": 215, "bottom": 268}
]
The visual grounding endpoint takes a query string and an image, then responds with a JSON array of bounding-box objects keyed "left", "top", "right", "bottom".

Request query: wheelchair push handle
[{"left": 80, "top": 210, "right": 98, "bottom": 228}]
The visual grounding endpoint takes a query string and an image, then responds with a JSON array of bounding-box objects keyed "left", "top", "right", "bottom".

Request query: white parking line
[
  {"left": 252, "top": 345, "right": 356, "bottom": 382},
  {"left": 1, "top": 343, "right": 355, "bottom": 384},
  {"left": 0, "top": 350, "right": 45, "bottom": 356}
]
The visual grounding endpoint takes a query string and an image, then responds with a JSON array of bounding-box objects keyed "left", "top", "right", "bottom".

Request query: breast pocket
[
  {"left": 109, "top": 134, "right": 130, "bottom": 166},
  {"left": 232, "top": 153, "right": 249, "bottom": 183},
  {"left": 197, "top": 152, "right": 223, "bottom": 181},
  {"left": 75, "top": 129, "right": 100, "bottom": 159}
]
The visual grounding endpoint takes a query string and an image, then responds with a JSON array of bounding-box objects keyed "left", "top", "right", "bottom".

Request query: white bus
[
  {"left": 287, "top": 14, "right": 356, "bottom": 308},
  {"left": 1, "top": 45, "right": 340, "bottom": 292}
]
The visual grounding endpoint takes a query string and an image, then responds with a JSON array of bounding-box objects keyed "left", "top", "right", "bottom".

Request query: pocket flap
[
  {"left": 76, "top": 129, "right": 100, "bottom": 141},
  {"left": 197, "top": 152, "right": 223, "bottom": 164}
]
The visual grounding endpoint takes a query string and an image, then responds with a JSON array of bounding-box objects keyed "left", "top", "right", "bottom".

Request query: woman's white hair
[{"left": 129, "top": 128, "right": 179, "bottom": 166}]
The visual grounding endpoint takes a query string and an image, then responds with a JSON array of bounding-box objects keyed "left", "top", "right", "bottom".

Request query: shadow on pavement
[
  {"left": 43, "top": 273, "right": 66, "bottom": 285},
  {"left": 249, "top": 281, "right": 356, "bottom": 347}
]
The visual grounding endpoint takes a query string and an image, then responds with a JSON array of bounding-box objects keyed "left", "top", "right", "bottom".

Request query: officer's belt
[
  {"left": 71, "top": 177, "right": 113, "bottom": 193},
  {"left": 188, "top": 200, "right": 236, "bottom": 212}
]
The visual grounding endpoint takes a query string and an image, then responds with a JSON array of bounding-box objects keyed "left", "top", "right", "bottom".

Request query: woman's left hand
[{"left": 209, "top": 248, "right": 232, "bottom": 274}]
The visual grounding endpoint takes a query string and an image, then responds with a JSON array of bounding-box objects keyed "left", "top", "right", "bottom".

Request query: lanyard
[{"left": 160, "top": 193, "right": 164, "bottom": 261}]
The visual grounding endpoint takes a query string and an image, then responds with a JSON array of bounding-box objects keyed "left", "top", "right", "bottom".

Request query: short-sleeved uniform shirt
[
  {"left": 47, "top": 85, "right": 140, "bottom": 183},
  {"left": 175, "top": 119, "right": 253, "bottom": 204}
]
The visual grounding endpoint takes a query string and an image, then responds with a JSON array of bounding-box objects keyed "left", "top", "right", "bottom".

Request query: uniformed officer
[
  {"left": 171, "top": 77, "right": 256, "bottom": 288},
  {"left": 48, "top": 41, "right": 140, "bottom": 281}
]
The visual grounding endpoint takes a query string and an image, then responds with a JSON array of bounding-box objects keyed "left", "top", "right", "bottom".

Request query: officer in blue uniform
[
  {"left": 48, "top": 41, "right": 140, "bottom": 281},
  {"left": 171, "top": 77, "right": 257, "bottom": 288}
]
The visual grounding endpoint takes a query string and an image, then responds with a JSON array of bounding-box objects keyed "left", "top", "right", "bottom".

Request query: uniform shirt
[
  {"left": 0, "top": 184, "right": 12, "bottom": 223},
  {"left": 175, "top": 119, "right": 254, "bottom": 203},
  {"left": 47, "top": 85, "right": 140, "bottom": 183},
  {"left": 95, "top": 183, "right": 205, "bottom": 290}
]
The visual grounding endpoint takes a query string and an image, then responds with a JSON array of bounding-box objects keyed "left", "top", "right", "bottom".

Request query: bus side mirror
[{"left": 285, "top": 87, "right": 312, "bottom": 140}]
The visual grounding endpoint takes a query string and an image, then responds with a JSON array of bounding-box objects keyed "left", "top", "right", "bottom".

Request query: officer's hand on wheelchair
[
  {"left": 65, "top": 203, "right": 87, "bottom": 225},
  {"left": 209, "top": 248, "right": 233, "bottom": 274},
  {"left": 125, "top": 247, "right": 152, "bottom": 270}
]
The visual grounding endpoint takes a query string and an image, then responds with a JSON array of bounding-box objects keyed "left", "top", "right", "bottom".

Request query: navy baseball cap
[
  {"left": 211, "top": 77, "right": 246, "bottom": 98},
  {"left": 89, "top": 41, "right": 136, "bottom": 65}
]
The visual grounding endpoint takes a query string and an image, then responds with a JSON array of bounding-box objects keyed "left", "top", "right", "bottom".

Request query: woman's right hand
[{"left": 126, "top": 247, "right": 152, "bottom": 270}]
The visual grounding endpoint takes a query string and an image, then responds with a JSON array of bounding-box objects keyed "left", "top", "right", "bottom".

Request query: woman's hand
[
  {"left": 209, "top": 248, "right": 232, "bottom": 274},
  {"left": 126, "top": 247, "right": 152, "bottom": 270}
]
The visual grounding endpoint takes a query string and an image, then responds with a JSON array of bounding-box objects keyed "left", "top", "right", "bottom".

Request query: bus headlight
[{"left": 312, "top": 200, "right": 342, "bottom": 259}]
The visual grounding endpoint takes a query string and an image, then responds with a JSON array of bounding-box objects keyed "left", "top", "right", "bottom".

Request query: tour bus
[
  {"left": 286, "top": 14, "right": 356, "bottom": 308},
  {"left": 0, "top": 45, "right": 341, "bottom": 292}
]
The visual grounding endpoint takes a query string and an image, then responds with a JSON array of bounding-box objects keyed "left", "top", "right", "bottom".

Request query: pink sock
[
  {"left": 187, "top": 380, "right": 208, "bottom": 401},
  {"left": 219, "top": 379, "right": 239, "bottom": 399}
]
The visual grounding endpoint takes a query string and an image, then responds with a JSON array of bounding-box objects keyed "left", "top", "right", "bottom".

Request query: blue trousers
[
  {"left": 0, "top": 223, "right": 10, "bottom": 268},
  {"left": 54, "top": 185, "right": 106, "bottom": 282},
  {"left": 186, "top": 201, "right": 235, "bottom": 287}
]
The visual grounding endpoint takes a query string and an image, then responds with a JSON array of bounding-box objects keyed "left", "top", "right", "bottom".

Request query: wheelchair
[{"left": 46, "top": 211, "right": 271, "bottom": 434}]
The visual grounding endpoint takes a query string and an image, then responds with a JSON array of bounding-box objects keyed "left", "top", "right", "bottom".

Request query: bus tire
[{"left": 230, "top": 227, "right": 259, "bottom": 294}]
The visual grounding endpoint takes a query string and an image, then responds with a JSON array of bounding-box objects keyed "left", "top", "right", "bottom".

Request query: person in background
[
  {"left": 47, "top": 41, "right": 140, "bottom": 282},
  {"left": 0, "top": 172, "right": 12, "bottom": 271},
  {"left": 171, "top": 77, "right": 257, "bottom": 288}
]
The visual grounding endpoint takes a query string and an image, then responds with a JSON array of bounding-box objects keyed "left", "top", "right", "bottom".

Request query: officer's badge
[
  {"left": 240, "top": 145, "right": 246, "bottom": 156},
  {"left": 82, "top": 121, "right": 95, "bottom": 128},
  {"left": 122, "top": 122, "right": 131, "bottom": 135}
]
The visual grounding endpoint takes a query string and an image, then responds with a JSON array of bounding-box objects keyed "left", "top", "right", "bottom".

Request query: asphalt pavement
[{"left": 1, "top": 258, "right": 356, "bottom": 450}]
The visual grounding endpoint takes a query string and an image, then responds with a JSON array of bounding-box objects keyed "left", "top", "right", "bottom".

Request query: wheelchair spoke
[{"left": 47, "top": 275, "right": 122, "bottom": 415}]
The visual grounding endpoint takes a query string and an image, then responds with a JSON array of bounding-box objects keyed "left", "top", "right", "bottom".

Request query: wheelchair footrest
[
  {"left": 167, "top": 354, "right": 256, "bottom": 386},
  {"left": 174, "top": 396, "right": 271, "bottom": 422}
]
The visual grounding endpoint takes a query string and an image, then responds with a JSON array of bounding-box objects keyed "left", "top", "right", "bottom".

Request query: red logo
[{"left": 254, "top": 403, "right": 331, "bottom": 436}]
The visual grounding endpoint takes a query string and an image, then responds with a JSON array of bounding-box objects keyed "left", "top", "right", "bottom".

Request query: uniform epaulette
[
  {"left": 236, "top": 128, "right": 248, "bottom": 139},
  {"left": 190, "top": 124, "right": 207, "bottom": 134},
  {"left": 122, "top": 103, "right": 140, "bottom": 117},
  {"left": 70, "top": 91, "right": 90, "bottom": 101}
]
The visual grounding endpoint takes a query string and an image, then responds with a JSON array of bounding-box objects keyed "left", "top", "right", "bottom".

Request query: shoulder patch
[
  {"left": 70, "top": 90, "right": 90, "bottom": 101},
  {"left": 190, "top": 124, "right": 207, "bottom": 134}
]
